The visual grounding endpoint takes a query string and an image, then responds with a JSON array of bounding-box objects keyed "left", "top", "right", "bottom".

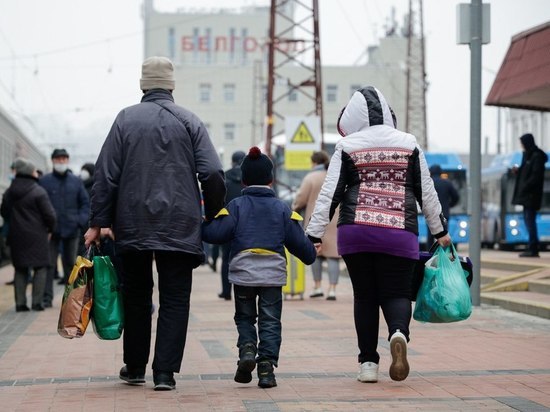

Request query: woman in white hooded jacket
[{"left": 306, "top": 86, "right": 451, "bottom": 383}]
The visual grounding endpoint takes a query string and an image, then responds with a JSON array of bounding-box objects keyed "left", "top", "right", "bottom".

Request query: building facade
[{"left": 143, "top": 1, "right": 422, "bottom": 167}]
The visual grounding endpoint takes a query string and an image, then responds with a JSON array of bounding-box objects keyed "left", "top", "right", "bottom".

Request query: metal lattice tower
[
  {"left": 405, "top": 0, "right": 428, "bottom": 149},
  {"left": 265, "top": 0, "right": 323, "bottom": 156}
]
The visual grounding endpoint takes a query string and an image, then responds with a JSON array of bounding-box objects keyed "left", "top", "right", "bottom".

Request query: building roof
[{"left": 485, "top": 21, "right": 550, "bottom": 112}]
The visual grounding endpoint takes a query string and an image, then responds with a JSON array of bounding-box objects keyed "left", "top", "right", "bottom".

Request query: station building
[{"left": 143, "top": 1, "right": 423, "bottom": 167}]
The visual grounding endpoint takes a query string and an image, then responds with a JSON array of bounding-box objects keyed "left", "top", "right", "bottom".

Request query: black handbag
[{"left": 411, "top": 242, "right": 473, "bottom": 301}]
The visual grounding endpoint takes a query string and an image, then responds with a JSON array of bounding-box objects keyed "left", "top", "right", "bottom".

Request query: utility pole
[
  {"left": 251, "top": 60, "right": 265, "bottom": 147},
  {"left": 405, "top": 0, "right": 428, "bottom": 149},
  {"left": 266, "top": 0, "right": 323, "bottom": 157},
  {"left": 457, "top": 0, "right": 490, "bottom": 306}
]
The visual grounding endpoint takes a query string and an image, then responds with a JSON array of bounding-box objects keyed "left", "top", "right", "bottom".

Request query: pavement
[{"left": 0, "top": 252, "right": 550, "bottom": 411}]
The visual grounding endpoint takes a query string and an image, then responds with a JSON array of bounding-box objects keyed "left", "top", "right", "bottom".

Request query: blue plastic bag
[{"left": 413, "top": 243, "right": 472, "bottom": 323}]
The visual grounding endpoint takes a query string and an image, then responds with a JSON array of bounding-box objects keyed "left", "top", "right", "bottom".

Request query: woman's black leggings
[{"left": 343, "top": 252, "right": 415, "bottom": 364}]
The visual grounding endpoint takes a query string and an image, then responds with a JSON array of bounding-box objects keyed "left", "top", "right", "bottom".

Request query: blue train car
[{"left": 418, "top": 153, "right": 469, "bottom": 246}]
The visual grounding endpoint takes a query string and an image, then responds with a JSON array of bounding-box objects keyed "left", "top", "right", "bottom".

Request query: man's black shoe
[
  {"left": 218, "top": 293, "right": 231, "bottom": 301},
  {"left": 257, "top": 361, "right": 277, "bottom": 388},
  {"left": 519, "top": 251, "right": 540, "bottom": 258},
  {"left": 31, "top": 304, "right": 44, "bottom": 311},
  {"left": 15, "top": 305, "right": 30, "bottom": 312},
  {"left": 42, "top": 301, "right": 53, "bottom": 308},
  {"left": 5, "top": 279, "right": 14, "bottom": 286},
  {"left": 119, "top": 365, "right": 146, "bottom": 385},
  {"left": 153, "top": 371, "right": 176, "bottom": 391},
  {"left": 234, "top": 343, "right": 256, "bottom": 384}
]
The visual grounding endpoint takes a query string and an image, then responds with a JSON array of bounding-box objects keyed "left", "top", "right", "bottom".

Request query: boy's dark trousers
[{"left": 233, "top": 284, "right": 283, "bottom": 366}]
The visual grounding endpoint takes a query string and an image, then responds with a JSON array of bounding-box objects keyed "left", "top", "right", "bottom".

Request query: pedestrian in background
[
  {"left": 218, "top": 149, "right": 246, "bottom": 301},
  {"left": 1, "top": 158, "right": 56, "bottom": 312},
  {"left": 40, "top": 148, "right": 89, "bottom": 305},
  {"left": 426, "top": 164, "right": 459, "bottom": 248},
  {"left": 306, "top": 86, "right": 451, "bottom": 383},
  {"left": 77, "top": 162, "right": 95, "bottom": 255},
  {"left": 202, "top": 146, "right": 317, "bottom": 389},
  {"left": 85, "top": 56, "right": 225, "bottom": 391},
  {"left": 79, "top": 163, "right": 95, "bottom": 197},
  {"left": 512, "top": 133, "right": 548, "bottom": 258},
  {"left": 293, "top": 150, "right": 341, "bottom": 300}
]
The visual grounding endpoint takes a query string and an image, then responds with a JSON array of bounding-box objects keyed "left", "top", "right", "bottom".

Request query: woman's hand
[{"left": 437, "top": 233, "right": 452, "bottom": 248}]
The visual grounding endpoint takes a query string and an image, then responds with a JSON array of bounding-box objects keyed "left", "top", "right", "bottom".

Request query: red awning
[{"left": 485, "top": 21, "right": 550, "bottom": 112}]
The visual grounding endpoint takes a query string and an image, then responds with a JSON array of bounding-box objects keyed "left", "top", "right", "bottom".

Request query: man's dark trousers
[
  {"left": 524, "top": 207, "right": 540, "bottom": 254},
  {"left": 120, "top": 250, "right": 194, "bottom": 373}
]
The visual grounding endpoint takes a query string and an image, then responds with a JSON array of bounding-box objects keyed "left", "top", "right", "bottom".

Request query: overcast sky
[{"left": 0, "top": 0, "right": 549, "bottom": 166}]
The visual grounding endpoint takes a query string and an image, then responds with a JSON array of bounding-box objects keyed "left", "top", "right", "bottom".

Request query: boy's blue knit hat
[{"left": 240, "top": 146, "right": 273, "bottom": 186}]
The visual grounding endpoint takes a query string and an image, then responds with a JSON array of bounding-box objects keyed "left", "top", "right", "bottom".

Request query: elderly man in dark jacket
[
  {"left": 85, "top": 56, "right": 226, "bottom": 391},
  {"left": 512, "top": 133, "right": 548, "bottom": 257},
  {"left": 1, "top": 158, "right": 56, "bottom": 311},
  {"left": 40, "top": 148, "right": 90, "bottom": 304}
]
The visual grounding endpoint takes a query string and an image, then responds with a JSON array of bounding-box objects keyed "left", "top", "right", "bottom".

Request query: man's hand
[
  {"left": 84, "top": 227, "right": 101, "bottom": 248},
  {"left": 100, "top": 228, "right": 115, "bottom": 240}
]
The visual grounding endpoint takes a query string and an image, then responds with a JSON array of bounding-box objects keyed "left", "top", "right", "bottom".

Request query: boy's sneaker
[
  {"left": 357, "top": 362, "right": 379, "bottom": 382},
  {"left": 234, "top": 343, "right": 257, "bottom": 384},
  {"left": 389, "top": 330, "right": 409, "bottom": 381},
  {"left": 257, "top": 361, "right": 277, "bottom": 388}
]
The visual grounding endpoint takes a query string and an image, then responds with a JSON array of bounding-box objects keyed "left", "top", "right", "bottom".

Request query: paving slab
[{"left": 0, "top": 253, "right": 549, "bottom": 411}]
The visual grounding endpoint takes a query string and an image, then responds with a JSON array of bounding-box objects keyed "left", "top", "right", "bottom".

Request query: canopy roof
[{"left": 485, "top": 21, "right": 550, "bottom": 112}]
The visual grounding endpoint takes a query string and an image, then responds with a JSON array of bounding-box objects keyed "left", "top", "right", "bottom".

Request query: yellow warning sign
[
  {"left": 291, "top": 122, "right": 315, "bottom": 143},
  {"left": 285, "top": 150, "right": 314, "bottom": 170}
]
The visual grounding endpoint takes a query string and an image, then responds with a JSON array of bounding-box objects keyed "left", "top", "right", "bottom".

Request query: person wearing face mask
[
  {"left": 76, "top": 163, "right": 95, "bottom": 255},
  {"left": 39, "top": 148, "right": 90, "bottom": 306},
  {"left": 79, "top": 163, "right": 95, "bottom": 198}
]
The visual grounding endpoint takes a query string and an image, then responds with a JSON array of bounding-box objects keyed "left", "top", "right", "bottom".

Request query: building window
[
  {"left": 350, "top": 84, "right": 361, "bottom": 97},
  {"left": 326, "top": 84, "right": 338, "bottom": 102},
  {"left": 288, "top": 85, "right": 297, "bottom": 102},
  {"left": 199, "top": 83, "right": 211, "bottom": 102},
  {"left": 224, "top": 123, "right": 236, "bottom": 141},
  {"left": 262, "top": 85, "right": 268, "bottom": 102},
  {"left": 224, "top": 83, "right": 236, "bottom": 102}
]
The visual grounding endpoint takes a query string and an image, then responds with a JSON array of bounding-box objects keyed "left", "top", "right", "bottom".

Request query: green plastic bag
[
  {"left": 91, "top": 255, "right": 124, "bottom": 339},
  {"left": 413, "top": 243, "right": 472, "bottom": 323}
]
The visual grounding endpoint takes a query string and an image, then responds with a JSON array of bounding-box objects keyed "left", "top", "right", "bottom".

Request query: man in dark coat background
[
  {"left": 40, "top": 148, "right": 90, "bottom": 304},
  {"left": 1, "top": 158, "right": 56, "bottom": 311},
  {"left": 218, "top": 150, "right": 246, "bottom": 300},
  {"left": 512, "top": 133, "right": 548, "bottom": 257},
  {"left": 85, "top": 56, "right": 226, "bottom": 391},
  {"left": 426, "top": 164, "right": 460, "bottom": 248}
]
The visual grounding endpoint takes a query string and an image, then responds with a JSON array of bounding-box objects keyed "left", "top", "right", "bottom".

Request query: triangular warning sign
[{"left": 291, "top": 122, "right": 315, "bottom": 143}]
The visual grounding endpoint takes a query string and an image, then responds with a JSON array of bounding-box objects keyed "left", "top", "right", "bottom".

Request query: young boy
[{"left": 202, "top": 146, "right": 317, "bottom": 388}]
